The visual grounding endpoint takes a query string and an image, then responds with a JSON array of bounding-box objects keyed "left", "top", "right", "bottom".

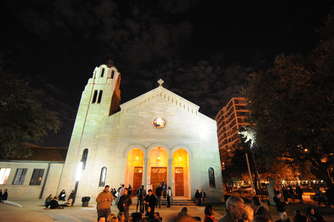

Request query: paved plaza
[{"left": 0, "top": 200, "right": 215, "bottom": 222}]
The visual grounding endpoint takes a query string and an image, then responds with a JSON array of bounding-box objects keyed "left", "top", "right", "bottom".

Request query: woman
[
  {"left": 306, "top": 207, "right": 325, "bottom": 222},
  {"left": 204, "top": 205, "right": 217, "bottom": 222}
]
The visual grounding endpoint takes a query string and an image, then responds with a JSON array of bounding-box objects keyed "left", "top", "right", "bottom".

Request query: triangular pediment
[{"left": 120, "top": 86, "right": 200, "bottom": 114}]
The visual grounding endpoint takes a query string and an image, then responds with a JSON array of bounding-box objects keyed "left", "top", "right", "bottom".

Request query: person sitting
[
  {"left": 58, "top": 189, "right": 66, "bottom": 201},
  {"left": 204, "top": 205, "right": 217, "bottom": 222},
  {"left": 50, "top": 196, "right": 63, "bottom": 209},
  {"left": 305, "top": 207, "right": 325, "bottom": 222},
  {"left": 293, "top": 210, "right": 306, "bottom": 222},
  {"left": 45, "top": 194, "right": 53, "bottom": 208},
  {"left": 178, "top": 207, "right": 188, "bottom": 217}
]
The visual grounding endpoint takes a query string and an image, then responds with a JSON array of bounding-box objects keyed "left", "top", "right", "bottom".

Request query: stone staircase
[{"left": 161, "top": 199, "right": 196, "bottom": 206}]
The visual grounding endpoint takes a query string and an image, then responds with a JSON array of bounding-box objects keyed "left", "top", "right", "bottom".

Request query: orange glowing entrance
[
  {"left": 126, "top": 148, "right": 144, "bottom": 194},
  {"left": 173, "top": 149, "right": 189, "bottom": 197},
  {"left": 151, "top": 167, "right": 167, "bottom": 192}
]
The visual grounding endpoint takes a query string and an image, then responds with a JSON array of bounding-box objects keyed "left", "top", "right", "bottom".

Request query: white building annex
[{"left": 0, "top": 64, "right": 224, "bottom": 203}]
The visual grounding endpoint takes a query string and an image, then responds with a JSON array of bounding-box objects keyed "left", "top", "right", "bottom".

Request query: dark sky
[{"left": 0, "top": 0, "right": 332, "bottom": 146}]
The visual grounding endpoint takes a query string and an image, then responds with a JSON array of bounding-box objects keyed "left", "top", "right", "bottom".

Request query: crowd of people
[
  {"left": 44, "top": 189, "right": 76, "bottom": 209},
  {"left": 41, "top": 183, "right": 330, "bottom": 222}
]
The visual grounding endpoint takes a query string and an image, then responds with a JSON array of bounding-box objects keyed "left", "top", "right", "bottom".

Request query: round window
[{"left": 152, "top": 117, "right": 166, "bottom": 128}]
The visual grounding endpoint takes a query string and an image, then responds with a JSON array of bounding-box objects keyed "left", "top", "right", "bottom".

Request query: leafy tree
[
  {"left": 0, "top": 71, "right": 61, "bottom": 159},
  {"left": 246, "top": 14, "right": 334, "bottom": 184}
]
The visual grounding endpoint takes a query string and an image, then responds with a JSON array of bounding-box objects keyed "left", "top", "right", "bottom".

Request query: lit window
[
  {"left": 208, "top": 167, "right": 216, "bottom": 188},
  {"left": 12, "top": 168, "right": 27, "bottom": 185},
  {"left": 99, "top": 167, "right": 107, "bottom": 187},
  {"left": 30, "top": 169, "right": 45, "bottom": 185},
  {"left": 0, "top": 168, "right": 11, "bottom": 185}
]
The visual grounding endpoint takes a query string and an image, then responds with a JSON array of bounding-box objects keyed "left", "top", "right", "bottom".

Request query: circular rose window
[{"left": 152, "top": 117, "right": 166, "bottom": 128}]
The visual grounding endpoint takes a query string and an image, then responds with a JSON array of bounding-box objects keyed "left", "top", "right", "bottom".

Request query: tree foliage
[
  {"left": 247, "top": 15, "right": 334, "bottom": 184},
  {"left": 0, "top": 71, "right": 61, "bottom": 159}
]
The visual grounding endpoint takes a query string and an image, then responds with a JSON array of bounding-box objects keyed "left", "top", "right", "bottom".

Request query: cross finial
[{"left": 157, "top": 79, "right": 164, "bottom": 86}]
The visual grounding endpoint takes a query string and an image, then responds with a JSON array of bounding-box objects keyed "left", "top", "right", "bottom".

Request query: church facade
[{"left": 0, "top": 64, "right": 224, "bottom": 202}]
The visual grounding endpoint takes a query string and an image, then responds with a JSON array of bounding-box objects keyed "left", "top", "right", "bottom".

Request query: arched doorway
[
  {"left": 148, "top": 147, "right": 168, "bottom": 192},
  {"left": 126, "top": 148, "right": 144, "bottom": 194},
  {"left": 173, "top": 149, "right": 190, "bottom": 197}
]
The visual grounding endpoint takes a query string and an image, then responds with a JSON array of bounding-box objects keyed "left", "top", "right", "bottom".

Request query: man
[
  {"left": 96, "top": 185, "right": 114, "bottom": 222},
  {"left": 144, "top": 189, "right": 158, "bottom": 218},
  {"left": 117, "top": 188, "right": 132, "bottom": 222},
  {"left": 155, "top": 183, "right": 163, "bottom": 208},
  {"left": 295, "top": 185, "right": 303, "bottom": 203},
  {"left": 273, "top": 192, "right": 288, "bottom": 219},
  {"left": 219, "top": 196, "right": 245, "bottom": 222},
  {"left": 136, "top": 185, "right": 146, "bottom": 213},
  {"left": 195, "top": 189, "right": 201, "bottom": 206},
  {"left": 200, "top": 190, "right": 206, "bottom": 206},
  {"left": 166, "top": 186, "right": 172, "bottom": 208}
]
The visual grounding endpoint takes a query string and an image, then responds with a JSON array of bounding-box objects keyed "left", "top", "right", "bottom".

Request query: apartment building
[{"left": 215, "top": 97, "right": 251, "bottom": 169}]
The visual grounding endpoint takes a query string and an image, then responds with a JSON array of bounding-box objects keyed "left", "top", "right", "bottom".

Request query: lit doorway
[
  {"left": 148, "top": 147, "right": 168, "bottom": 192},
  {"left": 173, "top": 149, "right": 189, "bottom": 197},
  {"left": 126, "top": 148, "right": 144, "bottom": 194}
]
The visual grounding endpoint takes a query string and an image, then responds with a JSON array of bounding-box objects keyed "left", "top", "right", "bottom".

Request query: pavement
[
  {"left": 0, "top": 200, "right": 216, "bottom": 222},
  {"left": 1, "top": 199, "right": 334, "bottom": 222}
]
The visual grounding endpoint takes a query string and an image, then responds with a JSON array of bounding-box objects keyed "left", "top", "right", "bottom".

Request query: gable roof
[{"left": 120, "top": 85, "right": 200, "bottom": 115}]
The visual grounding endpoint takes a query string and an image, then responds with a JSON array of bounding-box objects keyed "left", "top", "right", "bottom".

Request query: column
[
  {"left": 143, "top": 158, "right": 148, "bottom": 188},
  {"left": 168, "top": 158, "right": 173, "bottom": 192}
]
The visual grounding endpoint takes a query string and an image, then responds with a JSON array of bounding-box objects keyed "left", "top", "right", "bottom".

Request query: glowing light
[
  {"left": 178, "top": 156, "right": 182, "bottom": 161},
  {"left": 238, "top": 127, "right": 256, "bottom": 148},
  {"left": 135, "top": 156, "right": 139, "bottom": 161},
  {"left": 304, "top": 148, "right": 309, "bottom": 152},
  {"left": 75, "top": 162, "right": 83, "bottom": 181},
  {"left": 152, "top": 117, "right": 166, "bottom": 128}
]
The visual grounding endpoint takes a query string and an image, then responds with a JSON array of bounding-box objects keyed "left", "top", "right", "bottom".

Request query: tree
[
  {"left": 247, "top": 29, "right": 334, "bottom": 184},
  {"left": 0, "top": 71, "right": 61, "bottom": 159}
]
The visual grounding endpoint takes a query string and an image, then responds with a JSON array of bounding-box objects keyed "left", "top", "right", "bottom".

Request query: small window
[
  {"left": 92, "top": 90, "right": 98, "bottom": 103},
  {"left": 12, "top": 168, "right": 27, "bottom": 185},
  {"left": 0, "top": 168, "right": 11, "bottom": 185},
  {"left": 81, "top": 149, "right": 88, "bottom": 170},
  {"left": 30, "top": 169, "right": 45, "bottom": 185},
  {"left": 111, "top": 70, "right": 115, "bottom": 78},
  {"left": 99, "top": 167, "right": 107, "bottom": 187},
  {"left": 97, "top": 90, "right": 103, "bottom": 104},
  {"left": 101, "top": 68, "right": 105, "bottom": 77},
  {"left": 208, "top": 167, "right": 216, "bottom": 188}
]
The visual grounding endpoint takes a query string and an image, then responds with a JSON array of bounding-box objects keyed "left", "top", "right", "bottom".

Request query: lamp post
[{"left": 239, "top": 127, "right": 259, "bottom": 193}]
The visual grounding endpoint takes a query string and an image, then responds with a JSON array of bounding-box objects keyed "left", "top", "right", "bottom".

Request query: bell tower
[{"left": 57, "top": 64, "right": 121, "bottom": 201}]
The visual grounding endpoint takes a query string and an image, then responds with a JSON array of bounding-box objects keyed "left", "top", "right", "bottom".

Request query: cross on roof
[{"left": 157, "top": 79, "right": 164, "bottom": 86}]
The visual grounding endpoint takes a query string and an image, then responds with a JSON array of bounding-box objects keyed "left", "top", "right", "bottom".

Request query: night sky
[{"left": 0, "top": 0, "right": 332, "bottom": 146}]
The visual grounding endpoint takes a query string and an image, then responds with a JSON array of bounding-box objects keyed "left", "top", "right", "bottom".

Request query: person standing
[
  {"left": 117, "top": 188, "right": 132, "bottom": 222},
  {"left": 219, "top": 196, "right": 245, "bottom": 222},
  {"left": 155, "top": 183, "right": 163, "bottom": 208},
  {"left": 195, "top": 189, "right": 201, "bottom": 206},
  {"left": 0, "top": 189, "right": 2, "bottom": 202},
  {"left": 128, "top": 185, "right": 132, "bottom": 196},
  {"left": 166, "top": 186, "right": 172, "bottom": 208},
  {"left": 200, "top": 189, "right": 206, "bottom": 206},
  {"left": 136, "top": 185, "right": 146, "bottom": 213},
  {"left": 96, "top": 185, "right": 114, "bottom": 222},
  {"left": 295, "top": 185, "right": 303, "bottom": 203},
  {"left": 144, "top": 189, "right": 158, "bottom": 219},
  {"left": 273, "top": 193, "right": 288, "bottom": 219}
]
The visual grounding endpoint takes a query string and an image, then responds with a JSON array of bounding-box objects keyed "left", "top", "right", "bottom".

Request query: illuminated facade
[
  {"left": 57, "top": 64, "right": 223, "bottom": 203},
  {"left": 215, "top": 97, "right": 251, "bottom": 169}
]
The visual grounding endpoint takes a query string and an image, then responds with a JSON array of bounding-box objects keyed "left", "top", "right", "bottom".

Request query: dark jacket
[
  {"left": 117, "top": 194, "right": 132, "bottom": 211},
  {"left": 144, "top": 194, "right": 157, "bottom": 207},
  {"left": 136, "top": 188, "right": 146, "bottom": 199},
  {"left": 156, "top": 186, "right": 163, "bottom": 197},
  {"left": 274, "top": 196, "right": 287, "bottom": 212}
]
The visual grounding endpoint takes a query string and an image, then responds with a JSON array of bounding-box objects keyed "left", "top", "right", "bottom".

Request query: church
[{"left": 0, "top": 64, "right": 224, "bottom": 203}]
